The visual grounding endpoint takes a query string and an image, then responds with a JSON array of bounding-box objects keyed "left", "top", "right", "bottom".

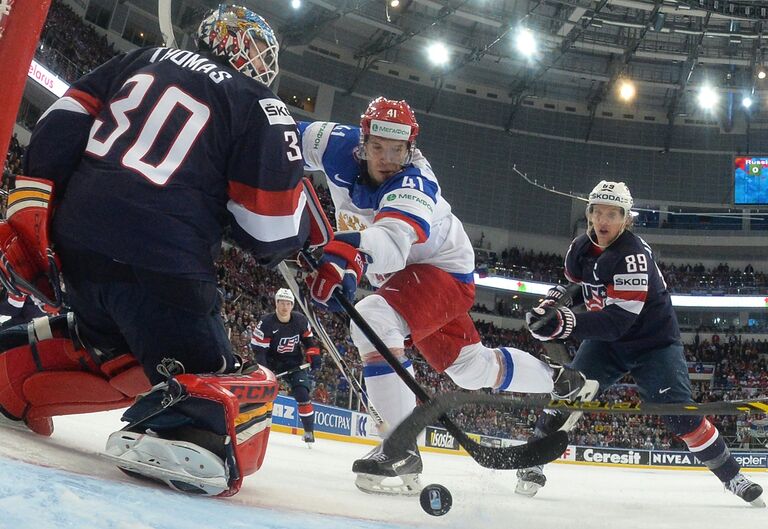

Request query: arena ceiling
[{"left": 174, "top": 1, "right": 768, "bottom": 126}]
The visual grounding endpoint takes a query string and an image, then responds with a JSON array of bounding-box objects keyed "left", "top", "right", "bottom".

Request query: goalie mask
[
  {"left": 585, "top": 180, "right": 634, "bottom": 248},
  {"left": 197, "top": 4, "right": 279, "bottom": 86},
  {"left": 359, "top": 97, "right": 420, "bottom": 166}
]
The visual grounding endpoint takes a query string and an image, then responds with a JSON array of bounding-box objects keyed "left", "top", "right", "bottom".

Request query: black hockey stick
[
  {"left": 385, "top": 390, "right": 768, "bottom": 456},
  {"left": 278, "top": 261, "right": 387, "bottom": 428},
  {"left": 313, "top": 265, "right": 568, "bottom": 470}
]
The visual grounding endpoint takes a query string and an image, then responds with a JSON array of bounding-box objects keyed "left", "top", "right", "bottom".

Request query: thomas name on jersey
[{"left": 149, "top": 47, "right": 232, "bottom": 84}]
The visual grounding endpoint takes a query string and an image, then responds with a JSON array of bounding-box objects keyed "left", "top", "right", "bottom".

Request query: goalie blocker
[{"left": 0, "top": 314, "right": 279, "bottom": 496}]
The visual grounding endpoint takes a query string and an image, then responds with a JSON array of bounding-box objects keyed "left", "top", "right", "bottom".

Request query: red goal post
[{"left": 0, "top": 0, "right": 52, "bottom": 163}]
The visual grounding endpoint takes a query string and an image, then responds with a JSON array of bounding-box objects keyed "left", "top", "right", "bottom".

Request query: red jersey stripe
[
  {"left": 607, "top": 285, "right": 648, "bottom": 302},
  {"left": 228, "top": 181, "right": 302, "bottom": 217},
  {"left": 64, "top": 88, "right": 103, "bottom": 116},
  {"left": 374, "top": 211, "right": 428, "bottom": 243}
]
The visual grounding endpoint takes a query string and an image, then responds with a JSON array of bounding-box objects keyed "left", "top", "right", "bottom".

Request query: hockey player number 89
[
  {"left": 85, "top": 73, "right": 211, "bottom": 186},
  {"left": 625, "top": 254, "right": 648, "bottom": 273}
]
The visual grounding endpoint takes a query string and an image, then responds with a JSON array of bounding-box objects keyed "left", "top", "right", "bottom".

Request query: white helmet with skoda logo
[
  {"left": 586, "top": 180, "right": 634, "bottom": 247},
  {"left": 274, "top": 288, "right": 294, "bottom": 304}
]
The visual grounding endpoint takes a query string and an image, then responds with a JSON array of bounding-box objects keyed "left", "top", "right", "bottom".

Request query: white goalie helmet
[
  {"left": 274, "top": 288, "right": 294, "bottom": 304},
  {"left": 586, "top": 180, "right": 634, "bottom": 220},
  {"left": 197, "top": 4, "right": 279, "bottom": 86}
]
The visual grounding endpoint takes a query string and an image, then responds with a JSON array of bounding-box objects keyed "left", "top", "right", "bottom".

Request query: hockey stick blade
[
  {"left": 385, "top": 391, "right": 768, "bottom": 470},
  {"left": 384, "top": 395, "right": 569, "bottom": 470}
]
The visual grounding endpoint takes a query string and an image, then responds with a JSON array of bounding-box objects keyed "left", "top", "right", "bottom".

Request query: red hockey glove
[
  {"left": 306, "top": 347, "right": 322, "bottom": 371},
  {"left": 305, "top": 239, "right": 367, "bottom": 312}
]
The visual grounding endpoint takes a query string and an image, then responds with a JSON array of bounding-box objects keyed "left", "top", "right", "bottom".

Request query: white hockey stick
[{"left": 277, "top": 261, "right": 386, "bottom": 430}]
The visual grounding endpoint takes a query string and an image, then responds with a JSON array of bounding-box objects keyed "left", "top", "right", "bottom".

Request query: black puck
[{"left": 419, "top": 483, "right": 452, "bottom": 516}]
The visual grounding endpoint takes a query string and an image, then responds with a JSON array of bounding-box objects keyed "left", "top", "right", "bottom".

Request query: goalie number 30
[{"left": 85, "top": 73, "right": 211, "bottom": 186}]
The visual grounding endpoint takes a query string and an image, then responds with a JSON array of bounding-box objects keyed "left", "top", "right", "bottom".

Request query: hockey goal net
[{"left": 0, "top": 0, "right": 51, "bottom": 163}]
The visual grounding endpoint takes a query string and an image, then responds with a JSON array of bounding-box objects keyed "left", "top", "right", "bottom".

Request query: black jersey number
[{"left": 85, "top": 73, "right": 211, "bottom": 186}]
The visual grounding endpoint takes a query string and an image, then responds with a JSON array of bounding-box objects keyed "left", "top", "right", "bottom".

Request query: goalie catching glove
[
  {"left": 526, "top": 306, "right": 576, "bottom": 341},
  {"left": 304, "top": 232, "right": 368, "bottom": 312}
]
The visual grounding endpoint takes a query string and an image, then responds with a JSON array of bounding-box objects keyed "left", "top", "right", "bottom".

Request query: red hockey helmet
[{"left": 360, "top": 97, "right": 420, "bottom": 144}]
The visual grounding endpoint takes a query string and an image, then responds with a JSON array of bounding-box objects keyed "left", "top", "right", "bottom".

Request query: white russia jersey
[{"left": 298, "top": 121, "right": 475, "bottom": 286}]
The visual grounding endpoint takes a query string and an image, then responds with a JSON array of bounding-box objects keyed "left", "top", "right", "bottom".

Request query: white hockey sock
[
  {"left": 363, "top": 359, "right": 417, "bottom": 434},
  {"left": 496, "top": 347, "right": 554, "bottom": 393}
]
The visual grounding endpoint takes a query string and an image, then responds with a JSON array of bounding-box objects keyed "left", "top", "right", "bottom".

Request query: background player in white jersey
[
  {"left": 297, "top": 98, "right": 597, "bottom": 495},
  {"left": 251, "top": 288, "right": 322, "bottom": 446},
  {"left": 520, "top": 181, "right": 764, "bottom": 506}
]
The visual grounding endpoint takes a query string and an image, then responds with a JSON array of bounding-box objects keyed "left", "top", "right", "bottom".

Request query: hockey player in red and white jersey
[
  {"left": 297, "top": 98, "right": 598, "bottom": 495},
  {"left": 0, "top": 4, "right": 309, "bottom": 496}
]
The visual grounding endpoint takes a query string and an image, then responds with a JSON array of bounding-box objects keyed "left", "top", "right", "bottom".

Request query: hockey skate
[
  {"left": 548, "top": 359, "right": 599, "bottom": 433},
  {"left": 103, "top": 430, "right": 229, "bottom": 496},
  {"left": 352, "top": 442, "right": 423, "bottom": 496},
  {"left": 303, "top": 431, "right": 315, "bottom": 447},
  {"left": 725, "top": 473, "right": 765, "bottom": 507},
  {"left": 515, "top": 465, "right": 547, "bottom": 497}
]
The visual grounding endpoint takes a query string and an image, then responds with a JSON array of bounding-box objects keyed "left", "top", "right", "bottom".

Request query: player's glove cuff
[{"left": 525, "top": 306, "right": 576, "bottom": 341}]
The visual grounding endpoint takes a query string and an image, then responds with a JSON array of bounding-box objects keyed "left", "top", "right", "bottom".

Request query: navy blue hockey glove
[
  {"left": 526, "top": 306, "right": 576, "bottom": 341},
  {"left": 305, "top": 236, "right": 367, "bottom": 312},
  {"left": 538, "top": 285, "right": 573, "bottom": 309}
]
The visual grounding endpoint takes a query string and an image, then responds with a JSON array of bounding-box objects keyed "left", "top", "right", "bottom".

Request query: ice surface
[{"left": 0, "top": 410, "right": 765, "bottom": 529}]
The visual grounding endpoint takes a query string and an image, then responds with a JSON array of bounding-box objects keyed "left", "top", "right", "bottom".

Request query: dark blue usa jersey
[
  {"left": 24, "top": 47, "right": 308, "bottom": 279},
  {"left": 564, "top": 231, "right": 680, "bottom": 353},
  {"left": 250, "top": 311, "right": 318, "bottom": 372}
]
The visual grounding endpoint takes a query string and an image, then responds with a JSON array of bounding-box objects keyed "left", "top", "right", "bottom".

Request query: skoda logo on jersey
[
  {"left": 387, "top": 193, "right": 396, "bottom": 201},
  {"left": 259, "top": 98, "right": 295, "bottom": 126},
  {"left": 277, "top": 335, "right": 300, "bottom": 353}
]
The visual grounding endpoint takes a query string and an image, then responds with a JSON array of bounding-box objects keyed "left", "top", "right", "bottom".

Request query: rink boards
[{"left": 271, "top": 394, "right": 768, "bottom": 471}]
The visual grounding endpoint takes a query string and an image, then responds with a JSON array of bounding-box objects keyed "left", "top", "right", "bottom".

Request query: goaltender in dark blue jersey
[
  {"left": 563, "top": 230, "right": 680, "bottom": 353},
  {"left": 25, "top": 46, "right": 308, "bottom": 279}
]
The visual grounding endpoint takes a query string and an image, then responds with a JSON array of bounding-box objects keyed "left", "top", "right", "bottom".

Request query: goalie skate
[
  {"left": 352, "top": 442, "right": 423, "bottom": 496},
  {"left": 103, "top": 430, "right": 229, "bottom": 496}
]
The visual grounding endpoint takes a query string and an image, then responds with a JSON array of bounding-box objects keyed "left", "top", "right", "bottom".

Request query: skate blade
[
  {"left": 104, "top": 431, "right": 229, "bottom": 496},
  {"left": 354, "top": 473, "right": 422, "bottom": 496},
  {"left": 749, "top": 496, "right": 766, "bottom": 508},
  {"left": 514, "top": 480, "right": 543, "bottom": 497},
  {"left": 102, "top": 453, "right": 228, "bottom": 495}
]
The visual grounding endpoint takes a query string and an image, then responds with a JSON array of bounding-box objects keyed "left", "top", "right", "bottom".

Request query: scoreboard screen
[{"left": 734, "top": 156, "right": 768, "bottom": 204}]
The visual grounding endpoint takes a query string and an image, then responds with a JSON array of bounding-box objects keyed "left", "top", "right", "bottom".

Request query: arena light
[
  {"left": 697, "top": 85, "right": 719, "bottom": 110},
  {"left": 618, "top": 80, "right": 636, "bottom": 102},
  {"left": 426, "top": 41, "right": 450, "bottom": 66},
  {"left": 291, "top": 0, "right": 302, "bottom": 9},
  {"left": 743, "top": 96, "right": 753, "bottom": 109},
  {"left": 758, "top": 69, "right": 767, "bottom": 80},
  {"left": 515, "top": 27, "right": 537, "bottom": 58},
  {"left": 390, "top": 0, "right": 400, "bottom": 7}
]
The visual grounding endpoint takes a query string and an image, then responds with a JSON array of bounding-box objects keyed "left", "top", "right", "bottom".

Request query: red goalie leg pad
[
  {"left": 24, "top": 370, "right": 138, "bottom": 419},
  {"left": 0, "top": 338, "right": 81, "bottom": 419},
  {"left": 176, "top": 366, "right": 278, "bottom": 496},
  {"left": 100, "top": 354, "right": 152, "bottom": 397}
]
